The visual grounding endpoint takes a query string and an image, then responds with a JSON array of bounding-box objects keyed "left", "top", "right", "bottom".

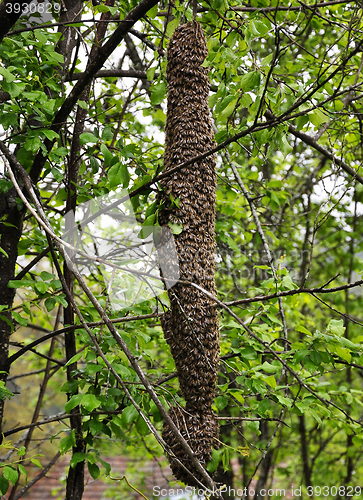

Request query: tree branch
[
  {"left": 66, "top": 68, "right": 151, "bottom": 81},
  {"left": 231, "top": 1, "right": 352, "bottom": 13},
  {"left": 265, "top": 109, "right": 363, "bottom": 185},
  {"left": 225, "top": 278, "right": 363, "bottom": 307}
]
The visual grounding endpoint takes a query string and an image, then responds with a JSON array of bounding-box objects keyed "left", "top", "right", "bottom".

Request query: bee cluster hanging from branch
[{"left": 157, "top": 21, "right": 220, "bottom": 486}]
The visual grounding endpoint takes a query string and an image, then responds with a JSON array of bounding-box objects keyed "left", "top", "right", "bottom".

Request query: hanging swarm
[
  {"left": 162, "top": 406, "right": 219, "bottom": 486},
  {"left": 157, "top": 21, "right": 220, "bottom": 486}
]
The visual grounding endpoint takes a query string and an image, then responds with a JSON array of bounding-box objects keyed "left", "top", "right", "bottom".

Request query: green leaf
[
  {"left": 327, "top": 319, "right": 345, "bottom": 336},
  {"left": 309, "top": 108, "right": 329, "bottom": 127},
  {"left": 139, "top": 214, "right": 156, "bottom": 239},
  {"left": 121, "top": 144, "right": 138, "bottom": 159},
  {"left": 98, "top": 458, "right": 111, "bottom": 476},
  {"left": 88, "top": 419, "right": 104, "bottom": 435},
  {"left": 3, "top": 466, "right": 18, "bottom": 485},
  {"left": 0, "top": 381, "right": 13, "bottom": 401},
  {"left": 112, "top": 363, "right": 131, "bottom": 379},
  {"left": 282, "top": 274, "right": 297, "bottom": 290},
  {"left": 42, "top": 130, "right": 59, "bottom": 141},
  {"left": 215, "top": 128, "right": 228, "bottom": 144},
  {"left": 143, "top": 213, "right": 156, "bottom": 227},
  {"left": 166, "top": 17, "right": 179, "bottom": 38},
  {"left": 101, "top": 144, "right": 113, "bottom": 166},
  {"left": 0, "top": 247, "right": 9, "bottom": 259},
  {"left": 147, "top": 3, "right": 158, "bottom": 18},
  {"left": 0, "top": 475, "right": 9, "bottom": 495},
  {"left": 102, "top": 126, "right": 114, "bottom": 141},
  {"left": 77, "top": 100, "right": 88, "bottom": 110},
  {"left": 338, "top": 336, "right": 359, "bottom": 350},
  {"left": 136, "top": 415, "right": 149, "bottom": 436},
  {"left": 30, "top": 458, "right": 43, "bottom": 469},
  {"left": 352, "top": 435, "right": 363, "bottom": 447},
  {"left": 12, "top": 311, "right": 28, "bottom": 327},
  {"left": 248, "top": 420, "right": 261, "bottom": 435},
  {"left": 258, "top": 399, "right": 271, "bottom": 415},
  {"left": 335, "top": 346, "right": 351, "bottom": 362},
  {"left": 279, "top": 134, "right": 292, "bottom": 158},
  {"left": 264, "top": 375, "right": 276, "bottom": 389},
  {"left": 34, "top": 281, "right": 49, "bottom": 294},
  {"left": 251, "top": 19, "right": 270, "bottom": 36},
  {"left": 3, "top": 465, "right": 19, "bottom": 484},
  {"left": 18, "top": 464, "right": 27, "bottom": 484},
  {"left": 309, "top": 408, "right": 322, "bottom": 426},
  {"left": 64, "top": 352, "right": 83, "bottom": 367},
  {"left": 61, "top": 379, "right": 79, "bottom": 394},
  {"left": 87, "top": 462, "right": 100, "bottom": 480},
  {"left": 240, "top": 346, "right": 257, "bottom": 360},
  {"left": 44, "top": 297, "right": 56, "bottom": 312},
  {"left": 40, "top": 271, "right": 55, "bottom": 281},
  {"left": 81, "top": 394, "right": 102, "bottom": 412},
  {"left": 215, "top": 396, "right": 228, "bottom": 410},
  {"left": 222, "top": 447, "right": 230, "bottom": 472},
  {"left": 121, "top": 405, "right": 139, "bottom": 425},
  {"left": 79, "top": 133, "right": 98, "bottom": 146},
  {"left": 145, "top": 200, "right": 158, "bottom": 218},
  {"left": 206, "top": 448, "right": 224, "bottom": 473},
  {"left": 259, "top": 362, "right": 279, "bottom": 374},
  {"left": 296, "top": 114, "right": 309, "bottom": 130},
  {"left": 45, "top": 51, "right": 64, "bottom": 64},
  {"left": 95, "top": 4, "right": 109, "bottom": 12},
  {"left": 261, "top": 54, "right": 273, "bottom": 67},
  {"left": 239, "top": 71, "right": 261, "bottom": 92},
  {"left": 147, "top": 66, "right": 156, "bottom": 81},
  {"left": 70, "top": 452, "right": 87, "bottom": 467},
  {"left": 24, "top": 136, "right": 41, "bottom": 153},
  {"left": 274, "top": 394, "right": 292, "bottom": 408},
  {"left": 108, "top": 162, "right": 130, "bottom": 188},
  {"left": 17, "top": 446, "right": 26, "bottom": 456},
  {"left": 310, "top": 351, "right": 322, "bottom": 365},
  {"left": 168, "top": 222, "right": 183, "bottom": 235},
  {"left": 8, "top": 280, "right": 35, "bottom": 288},
  {"left": 0, "top": 67, "right": 16, "bottom": 83},
  {"left": 59, "top": 431, "right": 76, "bottom": 454},
  {"left": 65, "top": 393, "right": 83, "bottom": 413},
  {"left": 150, "top": 81, "right": 167, "bottom": 106},
  {"left": 0, "top": 113, "right": 17, "bottom": 130},
  {"left": 294, "top": 349, "right": 309, "bottom": 363},
  {"left": 2, "top": 81, "right": 21, "bottom": 97},
  {"left": 228, "top": 389, "right": 244, "bottom": 404},
  {"left": 296, "top": 325, "right": 312, "bottom": 336},
  {"left": 226, "top": 236, "right": 240, "bottom": 253}
]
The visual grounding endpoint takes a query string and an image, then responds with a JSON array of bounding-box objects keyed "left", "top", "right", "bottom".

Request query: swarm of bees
[
  {"left": 162, "top": 406, "right": 219, "bottom": 486},
  {"left": 157, "top": 21, "right": 220, "bottom": 485}
]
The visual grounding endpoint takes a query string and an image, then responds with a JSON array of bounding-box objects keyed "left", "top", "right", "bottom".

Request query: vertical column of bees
[{"left": 157, "top": 21, "right": 220, "bottom": 486}]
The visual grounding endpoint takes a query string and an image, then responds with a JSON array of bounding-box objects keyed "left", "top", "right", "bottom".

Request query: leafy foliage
[{"left": 0, "top": 0, "right": 363, "bottom": 498}]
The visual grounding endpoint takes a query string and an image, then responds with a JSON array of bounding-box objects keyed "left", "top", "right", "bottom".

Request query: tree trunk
[{"left": 0, "top": 189, "right": 24, "bottom": 442}]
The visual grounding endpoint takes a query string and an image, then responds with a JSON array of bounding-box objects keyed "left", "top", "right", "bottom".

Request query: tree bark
[
  {"left": 56, "top": 0, "right": 83, "bottom": 79},
  {"left": 254, "top": 420, "right": 273, "bottom": 500},
  {"left": 0, "top": 188, "right": 25, "bottom": 443},
  {"left": 298, "top": 415, "right": 312, "bottom": 488}
]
